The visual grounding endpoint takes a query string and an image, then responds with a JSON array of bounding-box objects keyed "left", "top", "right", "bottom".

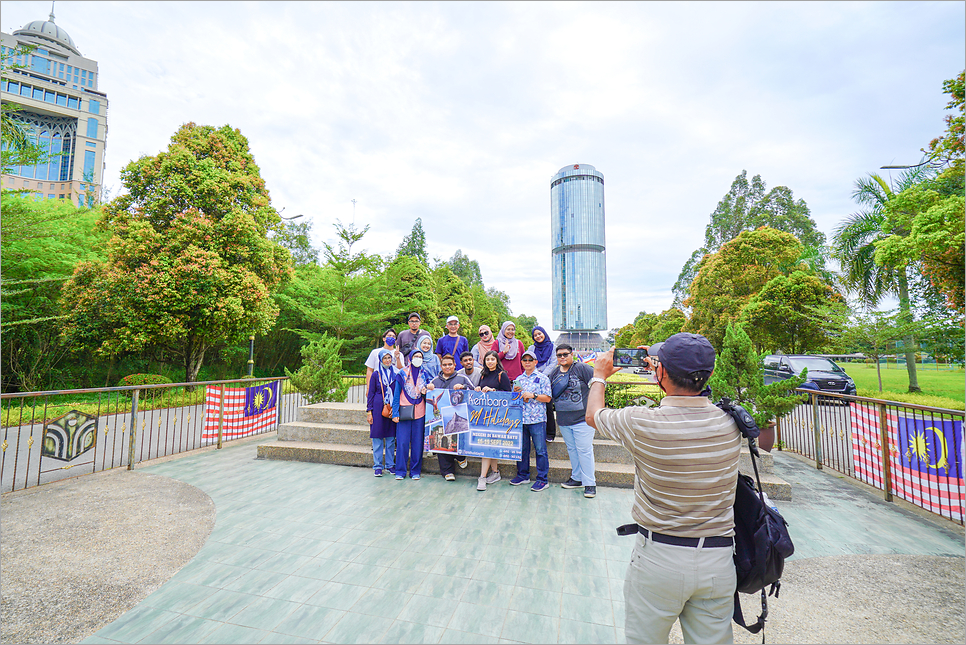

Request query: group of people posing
[{"left": 364, "top": 312, "right": 598, "bottom": 498}]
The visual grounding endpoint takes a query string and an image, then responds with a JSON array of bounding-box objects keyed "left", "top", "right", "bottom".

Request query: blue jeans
[
  {"left": 516, "top": 422, "right": 549, "bottom": 483},
  {"left": 395, "top": 417, "right": 425, "bottom": 478},
  {"left": 372, "top": 436, "right": 396, "bottom": 471},
  {"left": 558, "top": 421, "right": 596, "bottom": 486}
]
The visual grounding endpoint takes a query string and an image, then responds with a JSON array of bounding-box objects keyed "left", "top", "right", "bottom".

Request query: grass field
[{"left": 841, "top": 363, "right": 964, "bottom": 410}]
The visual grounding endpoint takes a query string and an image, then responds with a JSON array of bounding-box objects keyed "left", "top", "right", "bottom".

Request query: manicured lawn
[{"left": 841, "top": 363, "right": 964, "bottom": 411}]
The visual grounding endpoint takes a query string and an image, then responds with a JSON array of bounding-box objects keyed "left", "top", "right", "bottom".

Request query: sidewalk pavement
[{"left": 2, "top": 436, "right": 963, "bottom": 644}]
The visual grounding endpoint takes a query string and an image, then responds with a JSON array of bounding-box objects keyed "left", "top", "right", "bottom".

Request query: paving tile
[
  {"left": 196, "top": 622, "right": 270, "bottom": 644},
  {"left": 459, "top": 580, "right": 515, "bottom": 609},
  {"left": 137, "top": 613, "right": 222, "bottom": 644},
  {"left": 78, "top": 637, "right": 122, "bottom": 644},
  {"left": 257, "top": 551, "right": 316, "bottom": 575},
  {"left": 274, "top": 603, "right": 345, "bottom": 641},
  {"left": 515, "top": 567, "right": 564, "bottom": 592},
  {"left": 331, "top": 561, "right": 390, "bottom": 586},
  {"left": 561, "top": 593, "right": 614, "bottom": 626},
  {"left": 352, "top": 545, "right": 402, "bottom": 567},
  {"left": 447, "top": 601, "right": 507, "bottom": 638},
  {"left": 438, "top": 628, "right": 495, "bottom": 643},
  {"left": 95, "top": 606, "right": 180, "bottom": 643},
  {"left": 321, "top": 541, "right": 369, "bottom": 562},
  {"left": 508, "top": 586, "right": 562, "bottom": 617},
  {"left": 380, "top": 619, "right": 446, "bottom": 644},
  {"left": 431, "top": 556, "right": 479, "bottom": 579},
  {"left": 226, "top": 595, "right": 300, "bottom": 631},
  {"left": 471, "top": 560, "right": 521, "bottom": 584},
  {"left": 397, "top": 594, "right": 460, "bottom": 628},
  {"left": 558, "top": 618, "right": 618, "bottom": 644},
  {"left": 322, "top": 611, "right": 393, "bottom": 644},
  {"left": 175, "top": 560, "right": 249, "bottom": 588},
  {"left": 223, "top": 567, "right": 289, "bottom": 595},
  {"left": 258, "top": 631, "right": 320, "bottom": 643},
  {"left": 258, "top": 575, "right": 330, "bottom": 604},
  {"left": 416, "top": 573, "right": 468, "bottom": 601},
  {"left": 348, "top": 587, "right": 413, "bottom": 620},
  {"left": 561, "top": 573, "right": 612, "bottom": 600},
  {"left": 304, "top": 581, "right": 369, "bottom": 610},
  {"left": 139, "top": 581, "right": 217, "bottom": 612},
  {"left": 501, "top": 609, "right": 559, "bottom": 643},
  {"left": 283, "top": 537, "right": 333, "bottom": 558},
  {"left": 296, "top": 557, "right": 350, "bottom": 581},
  {"left": 371, "top": 566, "right": 428, "bottom": 594},
  {"left": 184, "top": 588, "right": 260, "bottom": 622}
]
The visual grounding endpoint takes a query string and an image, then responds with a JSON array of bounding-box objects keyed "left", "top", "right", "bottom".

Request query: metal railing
[
  {"left": 0, "top": 377, "right": 306, "bottom": 494},
  {"left": 777, "top": 389, "right": 965, "bottom": 525}
]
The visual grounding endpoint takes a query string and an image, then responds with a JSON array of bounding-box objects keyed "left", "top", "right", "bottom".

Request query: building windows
[
  {"left": 88, "top": 99, "right": 100, "bottom": 114},
  {"left": 56, "top": 93, "right": 66, "bottom": 106},
  {"left": 86, "top": 117, "right": 98, "bottom": 138},
  {"left": 32, "top": 86, "right": 44, "bottom": 100},
  {"left": 86, "top": 141, "right": 96, "bottom": 147},
  {"left": 67, "top": 96, "right": 78, "bottom": 109},
  {"left": 84, "top": 150, "right": 96, "bottom": 178}
]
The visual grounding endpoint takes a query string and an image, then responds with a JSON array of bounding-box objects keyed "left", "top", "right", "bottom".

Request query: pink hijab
[{"left": 497, "top": 321, "right": 519, "bottom": 359}]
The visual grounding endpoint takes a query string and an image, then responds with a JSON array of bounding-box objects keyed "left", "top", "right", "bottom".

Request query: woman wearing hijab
[
  {"left": 497, "top": 321, "right": 525, "bottom": 381},
  {"left": 472, "top": 324, "right": 497, "bottom": 368},
  {"left": 527, "top": 325, "right": 557, "bottom": 441},
  {"left": 392, "top": 348, "right": 430, "bottom": 480},
  {"left": 418, "top": 335, "right": 442, "bottom": 381},
  {"left": 528, "top": 326, "right": 555, "bottom": 374},
  {"left": 366, "top": 349, "right": 398, "bottom": 476},
  {"left": 475, "top": 350, "right": 512, "bottom": 491}
]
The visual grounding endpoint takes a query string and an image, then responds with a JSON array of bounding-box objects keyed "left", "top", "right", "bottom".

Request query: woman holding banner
[
  {"left": 392, "top": 348, "right": 430, "bottom": 480},
  {"left": 475, "top": 350, "right": 512, "bottom": 491}
]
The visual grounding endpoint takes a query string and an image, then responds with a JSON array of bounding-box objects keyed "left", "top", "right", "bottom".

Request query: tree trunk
[
  {"left": 897, "top": 270, "right": 920, "bottom": 392},
  {"left": 183, "top": 338, "right": 208, "bottom": 387}
]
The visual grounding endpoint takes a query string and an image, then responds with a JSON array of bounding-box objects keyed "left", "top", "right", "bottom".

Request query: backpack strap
[{"left": 733, "top": 588, "right": 768, "bottom": 635}]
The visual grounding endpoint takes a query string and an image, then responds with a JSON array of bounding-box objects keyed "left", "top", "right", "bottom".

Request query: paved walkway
[{"left": 5, "top": 437, "right": 962, "bottom": 644}]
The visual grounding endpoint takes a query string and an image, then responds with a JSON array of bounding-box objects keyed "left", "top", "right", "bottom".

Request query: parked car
[{"left": 763, "top": 354, "right": 857, "bottom": 403}]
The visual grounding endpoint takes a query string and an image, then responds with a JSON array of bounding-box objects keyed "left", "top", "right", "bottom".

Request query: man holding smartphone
[{"left": 586, "top": 334, "right": 741, "bottom": 644}]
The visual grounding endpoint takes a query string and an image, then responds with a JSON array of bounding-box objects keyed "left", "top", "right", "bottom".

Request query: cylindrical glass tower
[{"left": 551, "top": 163, "right": 607, "bottom": 334}]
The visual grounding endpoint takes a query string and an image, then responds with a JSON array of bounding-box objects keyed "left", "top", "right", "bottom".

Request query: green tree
[
  {"left": 684, "top": 227, "right": 809, "bottom": 351},
  {"left": 833, "top": 168, "right": 932, "bottom": 392},
  {"left": 648, "top": 308, "right": 687, "bottom": 344},
  {"left": 1, "top": 44, "right": 51, "bottom": 174},
  {"left": 384, "top": 254, "right": 440, "bottom": 330},
  {"left": 707, "top": 323, "right": 806, "bottom": 429},
  {"left": 273, "top": 219, "right": 319, "bottom": 266},
  {"left": 285, "top": 334, "right": 348, "bottom": 403},
  {"left": 840, "top": 309, "right": 925, "bottom": 393},
  {"left": 925, "top": 70, "right": 965, "bottom": 173},
  {"left": 1, "top": 194, "right": 105, "bottom": 391},
  {"left": 740, "top": 271, "right": 845, "bottom": 354},
  {"left": 432, "top": 265, "right": 475, "bottom": 339},
  {"left": 61, "top": 123, "right": 292, "bottom": 383},
  {"left": 673, "top": 171, "right": 826, "bottom": 305},
  {"left": 445, "top": 249, "right": 483, "bottom": 287},
  {"left": 396, "top": 217, "right": 428, "bottom": 266}
]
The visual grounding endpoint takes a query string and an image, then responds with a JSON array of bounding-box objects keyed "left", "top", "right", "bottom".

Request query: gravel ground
[
  {"left": 1, "top": 468, "right": 214, "bottom": 644},
  {"left": 673, "top": 554, "right": 965, "bottom": 644}
]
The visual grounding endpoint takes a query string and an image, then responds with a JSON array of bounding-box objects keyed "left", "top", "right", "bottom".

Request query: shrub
[
  {"left": 118, "top": 374, "right": 173, "bottom": 388},
  {"left": 285, "top": 334, "right": 349, "bottom": 403}
]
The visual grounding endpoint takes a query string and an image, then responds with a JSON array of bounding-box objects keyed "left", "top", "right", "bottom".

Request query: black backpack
[{"left": 717, "top": 398, "right": 795, "bottom": 640}]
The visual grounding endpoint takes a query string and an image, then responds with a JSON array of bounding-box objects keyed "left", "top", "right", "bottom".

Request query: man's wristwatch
[{"left": 589, "top": 377, "right": 607, "bottom": 388}]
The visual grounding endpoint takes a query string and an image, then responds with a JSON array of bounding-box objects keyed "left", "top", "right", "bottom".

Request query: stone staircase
[{"left": 257, "top": 403, "right": 792, "bottom": 500}]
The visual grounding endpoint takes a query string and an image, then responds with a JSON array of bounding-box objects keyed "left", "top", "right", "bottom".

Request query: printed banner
[
  {"left": 851, "top": 402, "right": 965, "bottom": 520},
  {"left": 424, "top": 389, "right": 467, "bottom": 455},
  {"left": 203, "top": 381, "right": 279, "bottom": 443}
]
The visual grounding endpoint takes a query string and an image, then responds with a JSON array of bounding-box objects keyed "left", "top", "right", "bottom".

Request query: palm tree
[{"left": 833, "top": 168, "right": 932, "bottom": 392}]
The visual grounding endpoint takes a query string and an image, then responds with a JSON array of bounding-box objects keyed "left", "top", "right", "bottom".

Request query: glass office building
[{"left": 551, "top": 163, "right": 607, "bottom": 336}]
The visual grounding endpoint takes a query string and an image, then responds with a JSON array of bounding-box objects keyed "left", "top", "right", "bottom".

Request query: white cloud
[{"left": 3, "top": 0, "right": 962, "bottom": 332}]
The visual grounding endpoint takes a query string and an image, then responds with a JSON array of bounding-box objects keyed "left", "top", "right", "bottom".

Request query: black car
[{"left": 763, "top": 355, "right": 857, "bottom": 401}]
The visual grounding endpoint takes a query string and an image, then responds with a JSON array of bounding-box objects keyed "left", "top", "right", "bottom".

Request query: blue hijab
[
  {"left": 532, "top": 326, "right": 554, "bottom": 368},
  {"left": 377, "top": 349, "right": 396, "bottom": 389}
]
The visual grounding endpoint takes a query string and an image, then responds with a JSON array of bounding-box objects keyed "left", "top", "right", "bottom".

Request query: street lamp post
[{"left": 248, "top": 335, "right": 255, "bottom": 377}]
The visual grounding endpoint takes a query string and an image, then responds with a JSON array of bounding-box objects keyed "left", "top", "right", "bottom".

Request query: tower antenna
[{"left": 351, "top": 199, "right": 357, "bottom": 226}]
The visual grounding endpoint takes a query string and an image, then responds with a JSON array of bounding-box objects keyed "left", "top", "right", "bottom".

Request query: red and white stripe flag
[
  {"left": 851, "top": 401, "right": 964, "bottom": 521},
  {"left": 202, "top": 382, "right": 279, "bottom": 443}
]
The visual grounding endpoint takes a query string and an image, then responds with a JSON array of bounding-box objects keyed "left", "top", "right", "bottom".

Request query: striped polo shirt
[{"left": 594, "top": 396, "right": 741, "bottom": 538}]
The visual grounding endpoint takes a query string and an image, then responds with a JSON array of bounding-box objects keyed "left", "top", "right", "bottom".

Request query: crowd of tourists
[{"left": 364, "top": 312, "right": 598, "bottom": 499}]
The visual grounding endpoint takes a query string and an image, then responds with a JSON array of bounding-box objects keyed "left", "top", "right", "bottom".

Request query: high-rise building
[
  {"left": 1, "top": 8, "right": 108, "bottom": 206},
  {"left": 550, "top": 163, "right": 608, "bottom": 351}
]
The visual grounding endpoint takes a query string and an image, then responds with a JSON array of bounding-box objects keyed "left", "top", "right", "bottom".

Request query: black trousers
[{"left": 438, "top": 453, "right": 458, "bottom": 476}]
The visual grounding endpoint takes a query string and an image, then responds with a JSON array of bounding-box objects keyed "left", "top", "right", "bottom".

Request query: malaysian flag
[
  {"left": 851, "top": 402, "right": 964, "bottom": 521},
  {"left": 203, "top": 381, "right": 280, "bottom": 442}
]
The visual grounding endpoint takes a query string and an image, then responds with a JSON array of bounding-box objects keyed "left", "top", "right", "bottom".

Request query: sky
[{"left": 4, "top": 1, "right": 964, "bottom": 339}]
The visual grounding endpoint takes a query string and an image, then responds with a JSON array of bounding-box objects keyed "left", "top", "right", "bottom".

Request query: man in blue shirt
[
  {"left": 510, "top": 348, "right": 553, "bottom": 492},
  {"left": 436, "top": 316, "right": 469, "bottom": 363}
]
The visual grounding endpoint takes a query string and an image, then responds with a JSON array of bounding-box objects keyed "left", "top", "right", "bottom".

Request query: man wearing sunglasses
[{"left": 548, "top": 343, "right": 597, "bottom": 498}]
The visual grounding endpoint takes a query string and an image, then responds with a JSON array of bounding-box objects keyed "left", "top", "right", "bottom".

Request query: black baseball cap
[
  {"left": 649, "top": 333, "right": 715, "bottom": 382},
  {"left": 408, "top": 312, "right": 421, "bottom": 321}
]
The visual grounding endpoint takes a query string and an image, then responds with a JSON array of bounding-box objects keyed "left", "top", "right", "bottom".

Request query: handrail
[
  {"left": 0, "top": 376, "right": 291, "bottom": 400},
  {"left": 792, "top": 387, "right": 964, "bottom": 416}
]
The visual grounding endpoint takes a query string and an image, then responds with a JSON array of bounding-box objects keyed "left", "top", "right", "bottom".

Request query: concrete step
[
  {"left": 299, "top": 403, "right": 368, "bottom": 426},
  {"left": 277, "top": 421, "right": 636, "bottom": 464},
  {"left": 739, "top": 446, "right": 774, "bottom": 475}
]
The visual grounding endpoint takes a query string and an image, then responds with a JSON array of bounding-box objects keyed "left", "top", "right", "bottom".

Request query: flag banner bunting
[
  {"left": 202, "top": 381, "right": 279, "bottom": 443},
  {"left": 851, "top": 401, "right": 965, "bottom": 521},
  {"left": 578, "top": 352, "right": 597, "bottom": 365}
]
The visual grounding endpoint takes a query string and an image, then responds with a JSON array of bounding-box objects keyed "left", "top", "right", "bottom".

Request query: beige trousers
[{"left": 623, "top": 533, "right": 736, "bottom": 644}]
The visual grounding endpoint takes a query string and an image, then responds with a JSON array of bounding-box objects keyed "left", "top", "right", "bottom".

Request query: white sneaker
[
  {"left": 486, "top": 471, "right": 502, "bottom": 484},
  {"left": 477, "top": 477, "right": 487, "bottom": 491},
  {"left": 444, "top": 473, "right": 456, "bottom": 481}
]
